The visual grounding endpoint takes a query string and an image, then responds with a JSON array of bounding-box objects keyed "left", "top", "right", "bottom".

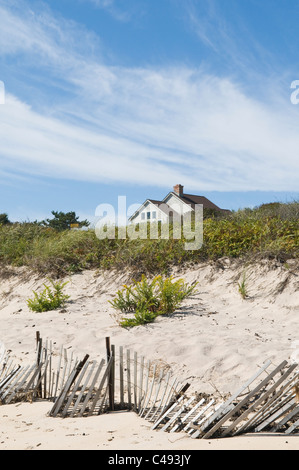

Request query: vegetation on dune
[
  {"left": 27, "top": 279, "right": 70, "bottom": 312},
  {"left": 0, "top": 202, "right": 297, "bottom": 277},
  {"left": 109, "top": 275, "right": 198, "bottom": 327}
]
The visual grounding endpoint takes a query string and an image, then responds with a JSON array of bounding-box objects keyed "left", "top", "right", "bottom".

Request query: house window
[
  {"left": 141, "top": 213, "right": 145, "bottom": 220},
  {"left": 147, "top": 212, "right": 151, "bottom": 220},
  {"left": 152, "top": 211, "right": 156, "bottom": 219}
]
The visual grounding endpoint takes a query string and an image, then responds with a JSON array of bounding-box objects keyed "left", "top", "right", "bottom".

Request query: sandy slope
[{"left": 0, "top": 259, "right": 298, "bottom": 450}]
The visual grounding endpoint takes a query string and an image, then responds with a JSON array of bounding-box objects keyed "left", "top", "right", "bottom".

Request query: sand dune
[{"left": 0, "top": 258, "right": 298, "bottom": 450}]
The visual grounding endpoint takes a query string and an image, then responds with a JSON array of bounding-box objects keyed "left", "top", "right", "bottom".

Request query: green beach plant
[
  {"left": 238, "top": 272, "right": 248, "bottom": 299},
  {"left": 109, "top": 275, "right": 198, "bottom": 327},
  {"left": 27, "top": 278, "right": 70, "bottom": 312}
]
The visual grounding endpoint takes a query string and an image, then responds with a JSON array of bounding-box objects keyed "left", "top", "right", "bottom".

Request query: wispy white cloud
[
  {"left": 0, "top": 1, "right": 103, "bottom": 61},
  {"left": 0, "top": 0, "right": 298, "bottom": 193},
  {"left": 185, "top": 0, "right": 278, "bottom": 83},
  {"left": 79, "top": 0, "right": 132, "bottom": 22}
]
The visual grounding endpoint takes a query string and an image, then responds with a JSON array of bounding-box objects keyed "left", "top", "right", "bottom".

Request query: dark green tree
[
  {"left": 42, "top": 211, "right": 90, "bottom": 231},
  {"left": 0, "top": 213, "right": 11, "bottom": 225}
]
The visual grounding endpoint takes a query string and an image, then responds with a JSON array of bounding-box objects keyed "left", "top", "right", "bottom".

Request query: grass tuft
[{"left": 238, "top": 272, "right": 248, "bottom": 299}]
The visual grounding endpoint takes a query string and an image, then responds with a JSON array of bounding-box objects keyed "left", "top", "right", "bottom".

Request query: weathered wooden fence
[
  {"left": 0, "top": 333, "right": 298, "bottom": 438},
  {"left": 149, "top": 359, "right": 299, "bottom": 438},
  {"left": 0, "top": 333, "right": 182, "bottom": 418}
]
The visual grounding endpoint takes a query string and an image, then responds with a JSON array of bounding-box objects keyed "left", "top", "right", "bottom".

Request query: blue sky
[{"left": 0, "top": 0, "right": 298, "bottom": 223}]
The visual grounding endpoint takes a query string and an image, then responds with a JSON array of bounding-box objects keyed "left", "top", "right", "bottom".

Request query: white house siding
[
  {"left": 163, "top": 193, "right": 192, "bottom": 215},
  {"left": 131, "top": 201, "right": 168, "bottom": 224}
]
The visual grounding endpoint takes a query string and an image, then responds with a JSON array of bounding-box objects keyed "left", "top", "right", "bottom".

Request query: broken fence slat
[
  {"left": 87, "top": 356, "right": 113, "bottom": 416},
  {"left": 190, "top": 404, "right": 224, "bottom": 436},
  {"left": 160, "top": 396, "right": 196, "bottom": 432},
  {"left": 255, "top": 399, "right": 297, "bottom": 433},
  {"left": 144, "top": 370, "right": 164, "bottom": 420},
  {"left": 248, "top": 393, "right": 295, "bottom": 433},
  {"left": 199, "top": 360, "right": 288, "bottom": 439},
  {"left": 0, "top": 366, "right": 28, "bottom": 402},
  {"left": 138, "top": 360, "right": 150, "bottom": 415},
  {"left": 138, "top": 356, "right": 145, "bottom": 411},
  {"left": 50, "top": 368, "right": 79, "bottom": 417},
  {"left": 61, "top": 359, "right": 92, "bottom": 418},
  {"left": 59, "top": 349, "right": 69, "bottom": 397},
  {"left": 149, "top": 372, "right": 171, "bottom": 423},
  {"left": 223, "top": 362, "right": 298, "bottom": 437},
  {"left": 0, "top": 365, "right": 21, "bottom": 396},
  {"left": 193, "top": 359, "right": 273, "bottom": 439},
  {"left": 5, "top": 364, "right": 37, "bottom": 404},
  {"left": 152, "top": 395, "right": 185, "bottom": 430},
  {"left": 50, "top": 354, "right": 89, "bottom": 417},
  {"left": 133, "top": 351, "right": 138, "bottom": 412},
  {"left": 170, "top": 397, "right": 205, "bottom": 433},
  {"left": 78, "top": 360, "right": 106, "bottom": 417},
  {"left": 273, "top": 404, "right": 299, "bottom": 433},
  {"left": 238, "top": 372, "right": 299, "bottom": 434},
  {"left": 184, "top": 398, "right": 214, "bottom": 433},
  {"left": 127, "top": 349, "right": 132, "bottom": 410},
  {"left": 0, "top": 356, "right": 13, "bottom": 383},
  {"left": 119, "top": 346, "right": 124, "bottom": 408},
  {"left": 24, "top": 362, "right": 45, "bottom": 394},
  {"left": 111, "top": 344, "right": 115, "bottom": 411},
  {"left": 53, "top": 345, "right": 63, "bottom": 399},
  {"left": 140, "top": 364, "right": 157, "bottom": 418},
  {"left": 285, "top": 412, "right": 299, "bottom": 435},
  {"left": 153, "top": 377, "right": 179, "bottom": 423},
  {"left": 69, "top": 361, "right": 98, "bottom": 417},
  {"left": 47, "top": 340, "right": 53, "bottom": 399}
]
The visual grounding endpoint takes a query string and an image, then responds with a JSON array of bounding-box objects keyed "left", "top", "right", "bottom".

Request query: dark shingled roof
[
  {"left": 149, "top": 194, "right": 230, "bottom": 214},
  {"left": 179, "top": 194, "right": 223, "bottom": 211}
]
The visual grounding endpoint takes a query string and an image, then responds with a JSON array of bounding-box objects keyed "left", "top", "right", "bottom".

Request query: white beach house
[{"left": 128, "top": 184, "right": 230, "bottom": 224}]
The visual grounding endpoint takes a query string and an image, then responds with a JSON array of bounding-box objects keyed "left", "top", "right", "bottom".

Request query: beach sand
[{"left": 0, "top": 258, "right": 298, "bottom": 450}]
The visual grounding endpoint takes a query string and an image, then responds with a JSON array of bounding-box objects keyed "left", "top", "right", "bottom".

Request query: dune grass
[{"left": 0, "top": 202, "right": 298, "bottom": 277}]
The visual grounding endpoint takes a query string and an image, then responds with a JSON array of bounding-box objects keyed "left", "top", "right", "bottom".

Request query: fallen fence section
[
  {"left": 0, "top": 333, "right": 298, "bottom": 438},
  {"left": 150, "top": 360, "right": 299, "bottom": 438}
]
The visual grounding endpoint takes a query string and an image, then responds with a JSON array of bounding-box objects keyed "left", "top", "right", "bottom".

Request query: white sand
[
  {"left": 0, "top": 401, "right": 298, "bottom": 450},
  {"left": 0, "top": 258, "right": 298, "bottom": 450}
]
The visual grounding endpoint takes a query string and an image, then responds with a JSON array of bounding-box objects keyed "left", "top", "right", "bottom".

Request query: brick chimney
[{"left": 173, "top": 184, "right": 184, "bottom": 197}]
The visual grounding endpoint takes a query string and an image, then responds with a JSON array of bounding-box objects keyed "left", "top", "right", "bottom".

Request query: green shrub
[
  {"left": 109, "top": 275, "right": 198, "bottom": 327},
  {"left": 27, "top": 279, "right": 70, "bottom": 312},
  {"left": 156, "top": 275, "right": 197, "bottom": 314}
]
